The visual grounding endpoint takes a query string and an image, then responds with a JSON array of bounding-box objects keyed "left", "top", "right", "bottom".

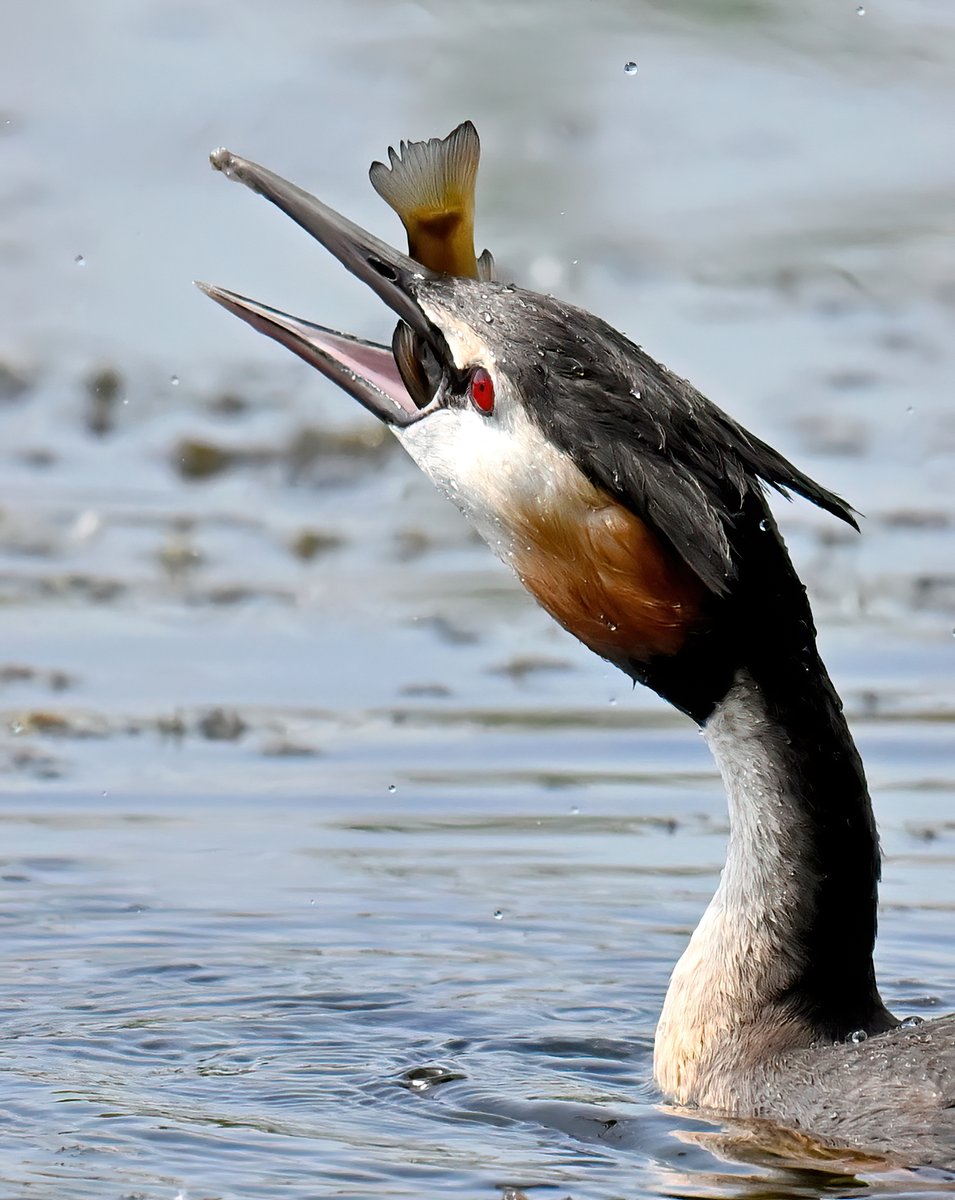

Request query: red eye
[{"left": 469, "top": 367, "right": 495, "bottom": 414}]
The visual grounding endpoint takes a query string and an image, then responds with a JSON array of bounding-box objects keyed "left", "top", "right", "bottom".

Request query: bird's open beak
[{"left": 198, "top": 149, "right": 444, "bottom": 428}]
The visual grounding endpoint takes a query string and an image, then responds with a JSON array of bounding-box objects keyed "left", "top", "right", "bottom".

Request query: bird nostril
[{"left": 368, "top": 257, "right": 399, "bottom": 283}]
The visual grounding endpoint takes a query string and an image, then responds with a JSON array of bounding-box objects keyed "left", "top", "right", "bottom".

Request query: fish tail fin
[{"left": 370, "top": 120, "right": 481, "bottom": 277}]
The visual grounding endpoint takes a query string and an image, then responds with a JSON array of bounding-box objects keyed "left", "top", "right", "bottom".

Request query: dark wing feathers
[
  {"left": 711, "top": 410, "right": 859, "bottom": 531},
  {"left": 519, "top": 303, "right": 857, "bottom": 597},
  {"left": 604, "top": 444, "right": 736, "bottom": 596}
]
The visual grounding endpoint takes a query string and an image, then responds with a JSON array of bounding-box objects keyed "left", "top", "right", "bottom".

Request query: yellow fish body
[{"left": 370, "top": 120, "right": 494, "bottom": 281}]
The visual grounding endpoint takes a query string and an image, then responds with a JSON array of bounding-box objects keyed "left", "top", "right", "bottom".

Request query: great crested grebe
[{"left": 200, "top": 124, "right": 955, "bottom": 1168}]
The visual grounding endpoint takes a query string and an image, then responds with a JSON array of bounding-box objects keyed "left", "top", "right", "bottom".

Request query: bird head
[{"left": 200, "top": 147, "right": 856, "bottom": 721}]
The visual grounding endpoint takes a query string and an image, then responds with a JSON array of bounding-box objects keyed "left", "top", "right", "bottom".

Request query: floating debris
[
  {"left": 881, "top": 509, "right": 950, "bottom": 530},
  {"left": 8, "top": 709, "right": 108, "bottom": 738},
  {"left": 0, "top": 664, "right": 73, "bottom": 691},
  {"left": 157, "top": 713, "right": 187, "bottom": 741},
  {"left": 206, "top": 391, "right": 248, "bottom": 417},
  {"left": 0, "top": 359, "right": 33, "bottom": 402},
  {"left": 393, "top": 529, "right": 433, "bottom": 563},
  {"left": 415, "top": 615, "right": 479, "bottom": 646},
  {"left": 157, "top": 520, "right": 203, "bottom": 580},
  {"left": 175, "top": 438, "right": 233, "bottom": 481},
  {"left": 16, "top": 448, "right": 56, "bottom": 469},
  {"left": 196, "top": 708, "right": 247, "bottom": 741},
  {"left": 489, "top": 655, "right": 573, "bottom": 682},
  {"left": 399, "top": 682, "right": 452, "bottom": 699},
  {"left": 290, "top": 528, "right": 343, "bottom": 561},
  {"left": 285, "top": 423, "right": 392, "bottom": 480},
  {"left": 4, "top": 745, "right": 63, "bottom": 779},
  {"left": 85, "top": 365, "right": 124, "bottom": 437},
  {"left": 260, "top": 739, "right": 321, "bottom": 758}
]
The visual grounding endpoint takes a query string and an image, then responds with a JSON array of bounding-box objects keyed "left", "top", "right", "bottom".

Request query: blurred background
[{"left": 2, "top": 2, "right": 954, "bottom": 1198}]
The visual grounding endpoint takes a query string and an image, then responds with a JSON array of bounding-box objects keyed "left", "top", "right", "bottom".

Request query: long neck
[{"left": 652, "top": 516, "right": 895, "bottom": 1108}]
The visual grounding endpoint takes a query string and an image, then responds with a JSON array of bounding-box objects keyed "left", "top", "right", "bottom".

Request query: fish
[{"left": 369, "top": 119, "right": 494, "bottom": 281}]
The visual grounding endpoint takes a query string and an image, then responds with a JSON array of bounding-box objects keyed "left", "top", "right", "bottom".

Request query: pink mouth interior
[{"left": 306, "top": 327, "right": 418, "bottom": 416}]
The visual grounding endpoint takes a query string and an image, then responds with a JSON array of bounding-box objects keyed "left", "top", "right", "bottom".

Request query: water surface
[{"left": 2, "top": 1, "right": 955, "bottom": 1196}]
